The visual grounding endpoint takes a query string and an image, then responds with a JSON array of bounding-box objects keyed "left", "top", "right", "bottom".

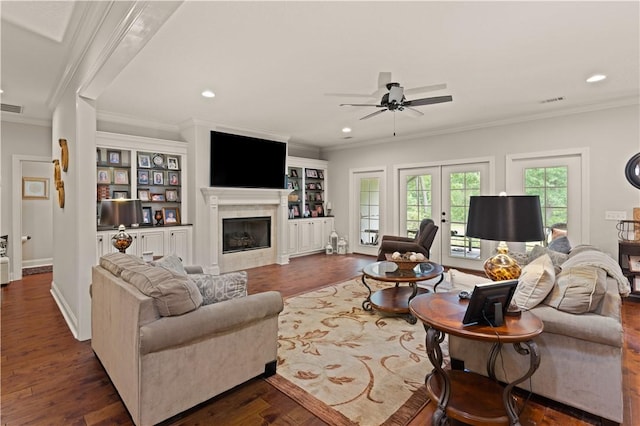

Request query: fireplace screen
[{"left": 222, "top": 216, "right": 271, "bottom": 253}]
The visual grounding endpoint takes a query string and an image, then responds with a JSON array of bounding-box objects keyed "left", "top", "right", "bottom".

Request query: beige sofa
[
  {"left": 445, "top": 246, "right": 629, "bottom": 424},
  {"left": 91, "top": 253, "right": 283, "bottom": 426}
]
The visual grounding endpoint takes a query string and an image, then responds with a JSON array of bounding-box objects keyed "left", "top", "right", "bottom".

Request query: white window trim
[{"left": 506, "top": 148, "right": 590, "bottom": 245}]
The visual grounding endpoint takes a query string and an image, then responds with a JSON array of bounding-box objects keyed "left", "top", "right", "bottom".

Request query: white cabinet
[
  {"left": 96, "top": 225, "right": 192, "bottom": 264},
  {"left": 288, "top": 217, "right": 334, "bottom": 257}
]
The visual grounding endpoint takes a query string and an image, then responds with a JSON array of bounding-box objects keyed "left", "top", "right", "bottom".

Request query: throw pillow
[
  {"left": 548, "top": 235, "right": 571, "bottom": 254},
  {"left": 120, "top": 265, "right": 203, "bottom": 316},
  {"left": 150, "top": 254, "right": 186, "bottom": 275},
  {"left": 509, "top": 250, "right": 530, "bottom": 267},
  {"left": 512, "top": 254, "right": 555, "bottom": 310},
  {"left": 528, "top": 245, "right": 568, "bottom": 271},
  {"left": 188, "top": 271, "right": 248, "bottom": 305},
  {"left": 99, "top": 252, "right": 145, "bottom": 276},
  {"left": 543, "top": 266, "right": 606, "bottom": 314}
]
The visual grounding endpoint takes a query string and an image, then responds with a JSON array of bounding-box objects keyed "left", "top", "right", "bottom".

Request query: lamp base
[
  {"left": 112, "top": 225, "right": 133, "bottom": 253},
  {"left": 483, "top": 243, "right": 521, "bottom": 281}
]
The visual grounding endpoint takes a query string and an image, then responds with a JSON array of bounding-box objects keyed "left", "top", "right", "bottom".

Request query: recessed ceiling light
[
  {"left": 342, "top": 127, "right": 351, "bottom": 133},
  {"left": 586, "top": 74, "right": 607, "bottom": 83},
  {"left": 201, "top": 90, "right": 215, "bottom": 98}
]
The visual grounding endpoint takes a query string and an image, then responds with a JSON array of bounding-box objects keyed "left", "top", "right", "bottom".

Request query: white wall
[
  {"left": 21, "top": 161, "right": 53, "bottom": 268},
  {"left": 324, "top": 105, "right": 640, "bottom": 259}
]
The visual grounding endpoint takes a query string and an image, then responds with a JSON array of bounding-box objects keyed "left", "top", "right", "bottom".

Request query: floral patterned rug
[{"left": 266, "top": 277, "right": 448, "bottom": 425}]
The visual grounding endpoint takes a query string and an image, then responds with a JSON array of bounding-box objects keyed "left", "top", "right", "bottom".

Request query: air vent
[
  {"left": 540, "top": 96, "right": 565, "bottom": 104},
  {"left": 1, "top": 103, "right": 23, "bottom": 114}
]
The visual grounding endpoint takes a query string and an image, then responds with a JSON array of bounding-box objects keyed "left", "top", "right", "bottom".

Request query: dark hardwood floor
[{"left": 1, "top": 253, "right": 638, "bottom": 425}]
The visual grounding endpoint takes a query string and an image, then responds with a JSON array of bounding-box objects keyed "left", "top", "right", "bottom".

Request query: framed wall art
[{"left": 22, "top": 177, "right": 49, "bottom": 200}]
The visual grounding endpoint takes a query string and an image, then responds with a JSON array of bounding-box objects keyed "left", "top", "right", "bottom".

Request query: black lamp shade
[
  {"left": 100, "top": 199, "right": 143, "bottom": 227},
  {"left": 466, "top": 195, "right": 545, "bottom": 242}
]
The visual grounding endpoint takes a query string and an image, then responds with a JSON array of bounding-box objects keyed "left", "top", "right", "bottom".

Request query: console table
[{"left": 410, "top": 292, "right": 543, "bottom": 425}]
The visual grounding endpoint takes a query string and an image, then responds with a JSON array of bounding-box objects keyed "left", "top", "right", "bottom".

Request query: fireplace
[{"left": 223, "top": 217, "right": 271, "bottom": 253}]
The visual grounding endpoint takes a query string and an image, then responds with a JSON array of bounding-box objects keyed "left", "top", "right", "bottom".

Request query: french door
[
  {"left": 350, "top": 168, "right": 386, "bottom": 257},
  {"left": 399, "top": 161, "right": 490, "bottom": 270}
]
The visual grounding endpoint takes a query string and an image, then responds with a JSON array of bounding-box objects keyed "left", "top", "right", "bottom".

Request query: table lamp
[
  {"left": 466, "top": 195, "right": 544, "bottom": 281},
  {"left": 99, "top": 199, "right": 143, "bottom": 253}
]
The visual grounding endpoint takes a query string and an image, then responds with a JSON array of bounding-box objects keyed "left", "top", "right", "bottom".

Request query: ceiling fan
[{"left": 335, "top": 72, "right": 452, "bottom": 120}]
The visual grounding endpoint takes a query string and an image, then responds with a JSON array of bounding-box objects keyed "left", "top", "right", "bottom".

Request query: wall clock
[{"left": 153, "top": 154, "right": 164, "bottom": 167}]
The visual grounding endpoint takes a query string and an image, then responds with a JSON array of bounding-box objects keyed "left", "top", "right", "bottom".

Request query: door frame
[{"left": 349, "top": 166, "right": 387, "bottom": 256}]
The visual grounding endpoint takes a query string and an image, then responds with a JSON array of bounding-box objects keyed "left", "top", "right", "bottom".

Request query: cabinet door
[
  {"left": 288, "top": 222, "right": 300, "bottom": 254},
  {"left": 169, "top": 227, "right": 191, "bottom": 264},
  {"left": 104, "top": 230, "right": 139, "bottom": 256},
  {"left": 311, "top": 219, "right": 326, "bottom": 251},
  {"left": 298, "top": 221, "right": 315, "bottom": 253},
  {"left": 322, "top": 218, "right": 334, "bottom": 249},
  {"left": 96, "top": 233, "right": 107, "bottom": 264},
  {"left": 139, "top": 229, "right": 165, "bottom": 257}
]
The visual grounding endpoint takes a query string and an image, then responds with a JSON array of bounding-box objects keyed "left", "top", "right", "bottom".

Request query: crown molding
[
  {"left": 1, "top": 113, "right": 52, "bottom": 128},
  {"left": 97, "top": 110, "right": 180, "bottom": 134}
]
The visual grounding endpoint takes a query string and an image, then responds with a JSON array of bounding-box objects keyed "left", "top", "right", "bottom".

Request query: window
[
  {"left": 524, "top": 166, "right": 568, "bottom": 247},
  {"left": 449, "top": 171, "right": 481, "bottom": 258},
  {"left": 405, "top": 175, "right": 432, "bottom": 238},
  {"left": 359, "top": 177, "right": 380, "bottom": 246}
]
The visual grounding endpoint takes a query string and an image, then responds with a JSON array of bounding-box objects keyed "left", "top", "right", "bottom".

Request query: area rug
[{"left": 266, "top": 277, "right": 449, "bottom": 425}]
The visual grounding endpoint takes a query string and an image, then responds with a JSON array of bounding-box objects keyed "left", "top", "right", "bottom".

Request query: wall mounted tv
[{"left": 210, "top": 130, "right": 287, "bottom": 189}]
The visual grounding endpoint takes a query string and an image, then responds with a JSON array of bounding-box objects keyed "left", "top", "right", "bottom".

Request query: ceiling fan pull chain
[{"left": 394, "top": 111, "right": 396, "bottom": 136}]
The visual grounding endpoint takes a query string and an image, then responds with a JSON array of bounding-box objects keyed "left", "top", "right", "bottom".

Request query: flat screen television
[
  {"left": 462, "top": 279, "right": 518, "bottom": 327},
  {"left": 210, "top": 130, "right": 287, "bottom": 189}
]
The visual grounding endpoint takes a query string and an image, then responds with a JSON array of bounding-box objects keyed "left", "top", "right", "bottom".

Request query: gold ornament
[{"left": 59, "top": 139, "right": 69, "bottom": 171}]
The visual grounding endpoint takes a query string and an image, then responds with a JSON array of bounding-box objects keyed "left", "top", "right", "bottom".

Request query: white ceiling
[{"left": 2, "top": 1, "right": 639, "bottom": 149}]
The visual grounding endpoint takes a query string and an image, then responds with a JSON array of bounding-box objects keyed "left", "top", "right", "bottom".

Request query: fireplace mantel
[{"left": 201, "top": 187, "right": 291, "bottom": 274}]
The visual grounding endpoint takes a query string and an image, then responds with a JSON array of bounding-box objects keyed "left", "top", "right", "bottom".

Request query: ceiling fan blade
[
  {"left": 403, "top": 83, "right": 447, "bottom": 96},
  {"left": 360, "top": 109, "right": 387, "bottom": 120},
  {"left": 377, "top": 72, "right": 392, "bottom": 89},
  {"left": 404, "top": 106, "right": 424, "bottom": 117},
  {"left": 340, "top": 103, "right": 382, "bottom": 107},
  {"left": 404, "top": 95, "right": 453, "bottom": 107}
]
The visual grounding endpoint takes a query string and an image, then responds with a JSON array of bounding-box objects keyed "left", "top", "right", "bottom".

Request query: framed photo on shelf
[
  {"left": 304, "top": 204, "right": 310, "bottom": 217},
  {"left": 292, "top": 205, "right": 300, "bottom": 217},
  {"left": 107, "top": 150, "right": 121, "bottom": 165},
  {"left": 165, "top": 189, "right": 178, "bottom": 202},
  {"left": 167, "top": 156, "right": 179, "bottom": 170},
  {"left": 22, "top": 177, "right": 49, "bottom": 200},
  {"left": 138, "top": 154, "right": 151, "bottom": 168},
  {"left": 113, "top": 191, "right": 128, "bottom": 199},
  {"left": 97, "top": 168, "right": 111, "bottom": 184},
  {"left": 162, "top": 207, "right": 180, "bottom": 225},
  {"left": 142, "top": 206, "right": 153, "bottom": 224},
  {"left": 318, "top": 170, "right": 324, "bottom": 179},
  {"left": 629, "top": 255, "right": 640, "bottom": 272},
  {"left": 138, "top": 170, "right": 150, "bottom": 185},
  {"left": 315, "top": 205, "right": 324, "bottom": 217},
  {"left": 315, "top": 193, "right": 323, "bottom": 201},
  {"left": 306, "top": 168, "right": 318, "bottom": 178},
  {"left": 138, "top": 189, "right": 150, "bottom": 201},
  {"left": 151, "top": 193, "right": 165, "bottom": 202},
  {"left": 167, "top": 171, "right": 179, "bottom": 185},
  {"left": 114, "top": 169, "right": 129, "bottom": 185},
  {"left": 293, "top": 181, "right": 299, "bottom": 190},
  {"left": 287, "top": 181, "right": 294, "bottom": 190},
  {"left": 152, "top": 171, "right": 164, "bottom": 185},
  {"left": 290, "top": 169, "right": 298, "bottom": 178}
]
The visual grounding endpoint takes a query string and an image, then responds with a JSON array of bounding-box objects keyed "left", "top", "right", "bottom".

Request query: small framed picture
[
  {"left": 138, "top": 170, "right": 150, "bottom": 185},
  {"left": 97, "top": 168, "right": 111, "bottom": 184},
  {"left": 304, "top": 204, "right": 310, "bottom": 217},
  {"left": 629, "top": 256, "right": 640, "bottom": 272},
  {"left": 114, "top": 169, "right": 129, "bottom": 185},
  {"left": 315, "top": 205, "right": 324, "bottom": 217},
  {"left": 138, "top": 189, "right": 150, "bottom": 201},
  {"left": 151, "top": 193, "right": 165, "bottom": 202},
  {"left": 165, "top": 189, "right": 179, "bottom": 202},
  {"left": 113, "top": 191, "right": 128, "bottom": 199},
  {"left": 138, "top": 154, "right": 151, "bottom": 168},
  {"left": 22, "top": 177, "right": 49, "bottom": 200},
  {"left": 318, "top": 170, "right": 324, "bottom": 179},
  {"left": 306, "top": 168, "right": 318, "bottom": 178},
  {"left": 162, "top": 207, "right": 180, "bottom": 225},
  {"left": 167, "top": 171, "right": 179, "bottom": 186},
  {"left": 152, "top": 171, "right": 164, "bottom": 185},
  {"left": 290, "top": 169, "right": 298, "bottom": 178},
  {"left": 107, "top": 150, "right": 121, "bottom": 165},
  {"left": 167, "top": 156, "right": 179, "bottom": 170},
  {"left": 292, "top": 205, "right": 300, "bottom": 217},
  {"left": 142, "top": 206, "right": 153, "bottom": 224}
]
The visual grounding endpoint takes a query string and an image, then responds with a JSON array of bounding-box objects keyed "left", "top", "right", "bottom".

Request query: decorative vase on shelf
[{"left": 154, "top": 210, "right": 163, "bottom": 226}]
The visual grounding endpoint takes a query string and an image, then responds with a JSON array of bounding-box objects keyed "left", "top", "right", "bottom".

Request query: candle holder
[{"left": 155, "top": 210, "right": 164, "bottom": 226}]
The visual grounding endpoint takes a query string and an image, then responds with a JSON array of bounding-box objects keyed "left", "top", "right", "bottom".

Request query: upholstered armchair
[{"left": 376, "top": 218, "right": 439, "bottom": 261}]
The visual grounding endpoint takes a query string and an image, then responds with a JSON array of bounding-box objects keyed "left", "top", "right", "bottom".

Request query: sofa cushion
[
  {"left": 544, "top": 266, "right": 606, "bottom": 314},
  {"left": 548, "top": 235, "right": 571, "bottom": 254},
  {"left": 528, "top": 245, "right": 568, "bottom": 272},
  {"left": 99, "top": 252, "right": 146, "bottom": 276},
  {"left": 513, "top": 254, "right": 555, "bottom": 310},
  {"left": 188, "top": 271, "right": 248, "bottom": 305},
  {"left": 150, "top": 254, "right": 186, "bottom": 275},
  {"left": 120, "top": 265, "right": 203, "bottom": 316}
]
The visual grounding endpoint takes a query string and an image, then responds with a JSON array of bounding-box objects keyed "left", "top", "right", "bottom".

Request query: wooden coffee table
[
  {"left": 361, "top": 261, "right": 444, "bottom": 324},
  {"left": 409, "top": 292, "right": 543, "bottom": 425}
]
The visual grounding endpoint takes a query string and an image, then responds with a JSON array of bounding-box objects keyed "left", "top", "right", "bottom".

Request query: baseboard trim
[{"left": 50, "top": 280, "right": 80, "bottom": 340}]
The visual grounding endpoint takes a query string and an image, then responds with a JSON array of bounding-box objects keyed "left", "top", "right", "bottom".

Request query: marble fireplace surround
[{"left": 201, "top": 187, "right": 291, "bottom": 274}]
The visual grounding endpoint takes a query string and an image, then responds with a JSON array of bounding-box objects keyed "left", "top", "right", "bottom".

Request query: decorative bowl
[{"left": 384, "top": 253, "right": 422, "bottom": 270}]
